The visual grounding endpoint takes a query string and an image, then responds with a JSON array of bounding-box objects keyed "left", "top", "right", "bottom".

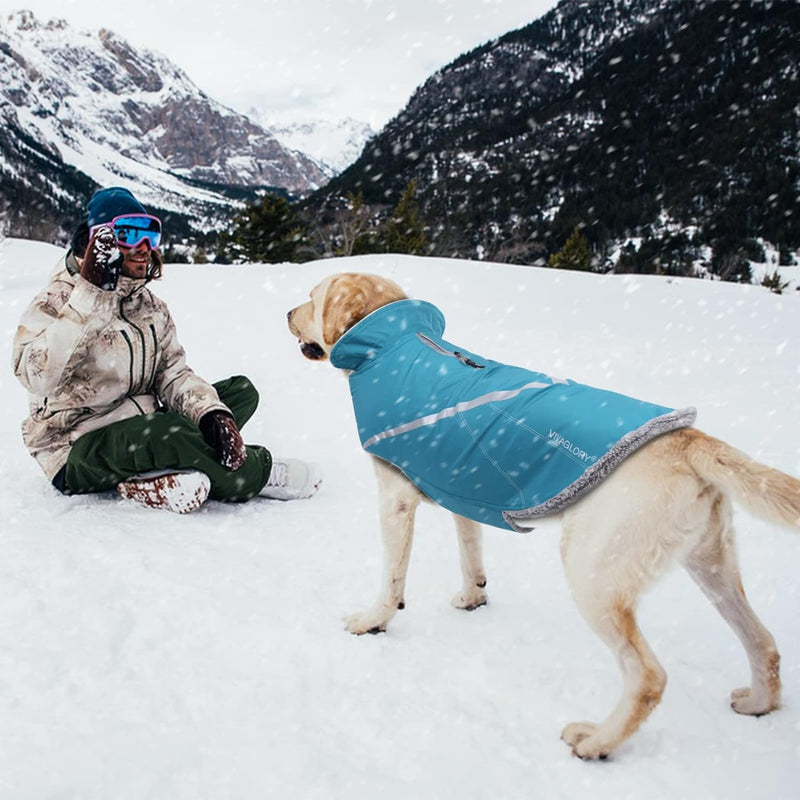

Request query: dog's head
[{"left": 287, "top": 272, "right": 407, "bottom": 361}]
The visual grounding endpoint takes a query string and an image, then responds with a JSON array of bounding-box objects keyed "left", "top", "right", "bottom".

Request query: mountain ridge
[
  {"left": 0, "top": 10, "right": 328, "bottom": 240},
  {"left": 315, "top": 0, "right": 800, "bottom": 274}
]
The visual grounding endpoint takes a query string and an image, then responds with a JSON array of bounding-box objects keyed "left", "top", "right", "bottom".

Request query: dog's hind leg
[
  {"left": 559, "top": 590, "right": 667, "bottom": 760},
  {"left": 344, "top": 459, "right": 423, "bottom": 635},
  {"left": 681, "top": 493, "right": 781, "bottom": 716},
  {"left": 451, "top": 514, "right": 488, "bottom": 611},
  {"left": 559, "top": 482, "right": 677, "bottom": 759}
]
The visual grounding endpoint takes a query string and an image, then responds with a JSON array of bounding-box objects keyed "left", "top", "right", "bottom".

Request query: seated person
[{"left": 13, "top": 186, "right": 321, "bottom": 512}]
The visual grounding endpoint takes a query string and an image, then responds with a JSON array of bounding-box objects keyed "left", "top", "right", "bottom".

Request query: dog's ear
[{"left": 322, "top": 273, "right": 406, "bottom": 346}]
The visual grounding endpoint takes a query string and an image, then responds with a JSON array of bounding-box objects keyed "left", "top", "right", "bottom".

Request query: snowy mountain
[
  {"left": 1, "top": 237, "right": 798, "bottom": 796},
  {"left": 319, "top": 0, "right": 800, "bottom": 273},
  {"left": 0, "top": 10, "right": 328, "bottom": 240},
  {"left": 250, "top": 114, "right": 376, "bottom": 176}
]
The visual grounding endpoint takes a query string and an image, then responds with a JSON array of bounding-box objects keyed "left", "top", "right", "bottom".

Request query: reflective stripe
[{"left": 363, "top": 381, "right": 552, "bottom": 449}]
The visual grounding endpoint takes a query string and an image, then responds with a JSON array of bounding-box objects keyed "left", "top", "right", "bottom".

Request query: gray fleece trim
[{"left": 502, "top": 406, "right": 698, "bottom": 532}]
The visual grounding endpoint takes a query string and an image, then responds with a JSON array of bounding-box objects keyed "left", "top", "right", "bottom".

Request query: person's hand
[
  {"left": 80, "top": 225, "right": 123, "bottom": 290},
  {"left": 199, "top": 411, "right": 247, "bottom": 471}
]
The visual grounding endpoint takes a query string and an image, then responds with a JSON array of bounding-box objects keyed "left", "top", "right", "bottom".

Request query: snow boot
[
  {"left": 259, "top": 458, "right": 322, "bottom": 501},
  {"left": 117, "top": 470, "right": 211, "bottom": 513}
]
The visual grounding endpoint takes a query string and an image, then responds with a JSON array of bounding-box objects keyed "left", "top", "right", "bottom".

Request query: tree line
[
  {"left": 170, "top": 182, "right": 796, "bottom": 293},
  {"left": 207, "top": 180, "right": 427, "bottom": 265}
]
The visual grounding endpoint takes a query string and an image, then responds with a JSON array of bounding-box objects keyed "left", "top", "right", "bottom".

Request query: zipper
[
  {"left": 119, "top": 297, "right": 147, "bottom": 393},
  {"left": 148, "top": 323, "right": 158, "bottom": 388},
  {"left": 417, "top": 333, "right": 485, "bottom": 369},
  {"left": 120, "top": 329, "right": 135, "bottom": 395}
]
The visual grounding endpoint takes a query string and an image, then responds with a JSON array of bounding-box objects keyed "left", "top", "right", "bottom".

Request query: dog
[{"left": 287, "top": 271, "right": 800, "bottom": 759}]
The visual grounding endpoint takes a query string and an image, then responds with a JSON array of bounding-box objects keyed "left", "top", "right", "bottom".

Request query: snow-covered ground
[{"left": 1, "top": 238, "right": 798, "bottom": 799}]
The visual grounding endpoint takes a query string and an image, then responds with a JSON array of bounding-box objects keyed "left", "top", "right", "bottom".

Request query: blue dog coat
[{"left": 330, "top": 300, "right": 696, "bottom": 532}]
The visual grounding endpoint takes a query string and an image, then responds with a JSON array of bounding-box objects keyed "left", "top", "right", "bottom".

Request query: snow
[
  {"left": 0, "top": 14, "right": 222, "bottom": 212},
  {"left": 749, "top": 241, "right": 800, "bottom": 293},
  {"left": 1, "top": 238, "right": 799, "bottom": 798},
  {"left": 0, "top": 11, "right": 325, "bottom": 212},
  {"left": 251, "top": 114, "right": 376, "bottom": 175}
]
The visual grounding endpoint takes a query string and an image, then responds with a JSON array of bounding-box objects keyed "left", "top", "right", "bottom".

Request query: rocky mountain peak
[
  {"left": 0, "top": 10, "right": 329, "bottom": 240},
  {"left": 96, "top": 29, "right": 165, "bottom": 93}
]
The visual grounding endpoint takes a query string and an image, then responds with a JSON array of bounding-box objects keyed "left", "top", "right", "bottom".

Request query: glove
[
  {"left": 199, "top": 411, "right": 247, "bottom": 471},
  {"left": 80, "top": 225, "right": 124, "bottom": 290}
]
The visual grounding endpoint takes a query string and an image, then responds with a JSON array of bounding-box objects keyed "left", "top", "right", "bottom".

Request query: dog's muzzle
[{"left": 300, "top": 341, "right": 327, "bottom": 360}]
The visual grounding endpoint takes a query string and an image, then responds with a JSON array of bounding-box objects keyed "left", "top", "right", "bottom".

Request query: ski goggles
[{"left": 90, "top": 214, "right": 163, "bottom": 250}]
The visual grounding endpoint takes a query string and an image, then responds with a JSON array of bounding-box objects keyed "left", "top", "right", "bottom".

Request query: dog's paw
[
  {"left": 730, "top": 687, "right": 779, "bottom": 716},
  {"left": 343, "top": 610, "right": 390, "bottom": 635},
  {"left": 561, "top": 722, "right": 611, "bottom": 760},
  {"left": 561, "top": 722, "right": 597, "bottom": 748},
  {"left": 451, "top": 587, "right": 488, "bottom": 611}
]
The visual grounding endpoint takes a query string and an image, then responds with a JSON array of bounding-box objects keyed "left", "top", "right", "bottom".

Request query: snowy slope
[
  {"left": 252, "top": 115, "right": 376, "bottom": 175},
  {"left": 0, "top": 10, "right": 327, "bottom": 220},
  {"left": 0, "top": 239, "right": 798, "bottom": 799}
]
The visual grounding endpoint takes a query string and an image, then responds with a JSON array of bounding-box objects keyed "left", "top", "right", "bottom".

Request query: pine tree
[
  {"left": 227, "top": 194, "right": 308, "bottom": 264},
  {"left": 385, "top": 180, "right": 426, "bottom": 255},
  {"left": 548, "top": 226, "right": 592, "bottom": 271}
]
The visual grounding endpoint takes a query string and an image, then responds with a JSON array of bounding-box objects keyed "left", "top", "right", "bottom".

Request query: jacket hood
[
  {"left": 65, "top": 251, "right": 81, "bottom": 276},
  {"left": 330, "top": 300, "right": 445, "bottom": 372}
]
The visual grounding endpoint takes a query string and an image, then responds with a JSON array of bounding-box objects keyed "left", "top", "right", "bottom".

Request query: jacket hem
[{"left": 502, "top": 407, "right": 698, "bottom": 532}]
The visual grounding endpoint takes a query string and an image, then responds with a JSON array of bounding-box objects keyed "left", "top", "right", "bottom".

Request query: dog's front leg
[
  {"left": 451, "top": 514, "right": 488, "bottom": 611},
  {"left": 344, "top": 460, "right": 422, "bottom": 635}
]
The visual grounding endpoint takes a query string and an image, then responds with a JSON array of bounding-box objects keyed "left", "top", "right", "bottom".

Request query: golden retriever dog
[{"left": 287, "top": 272, "right": 800, "bottom": 759}]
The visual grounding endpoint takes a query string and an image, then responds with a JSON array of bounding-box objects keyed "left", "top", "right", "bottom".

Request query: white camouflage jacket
[{"left": 13, "top": 252, "right": 229, "bottom": 480}]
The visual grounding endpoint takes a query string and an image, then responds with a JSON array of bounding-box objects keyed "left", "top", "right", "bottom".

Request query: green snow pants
[{"left": 59, "top": 375, "right": 272, "bottom": 502}]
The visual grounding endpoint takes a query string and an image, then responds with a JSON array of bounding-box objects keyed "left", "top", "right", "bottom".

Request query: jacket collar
[
  {"left": 115, "top": 275, "right": 148, "bottom": 297},
  {"left": 330, "top": 300, "right": 445, "bottom": 372}
]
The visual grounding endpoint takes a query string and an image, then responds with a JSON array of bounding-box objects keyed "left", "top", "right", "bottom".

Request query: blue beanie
[{"left": 87, "top": 187, "right": 147, "bottom": 227}]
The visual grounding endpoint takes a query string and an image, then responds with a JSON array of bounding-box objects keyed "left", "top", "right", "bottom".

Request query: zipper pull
[
  {"left": 417, "top": 333, "right": 485, "bottom": 368},
  {"left": 454, "top": 351, "right": 485, "bottom": 369}
]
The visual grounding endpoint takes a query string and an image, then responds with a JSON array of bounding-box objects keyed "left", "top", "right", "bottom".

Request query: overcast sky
[{"left": 2, "top": 0, "right": 561, "bottom": 128}]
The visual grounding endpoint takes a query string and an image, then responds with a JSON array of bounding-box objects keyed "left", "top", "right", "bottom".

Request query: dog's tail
[{"left": 685, "top": 429, "right": 800, "bottom": 529}]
